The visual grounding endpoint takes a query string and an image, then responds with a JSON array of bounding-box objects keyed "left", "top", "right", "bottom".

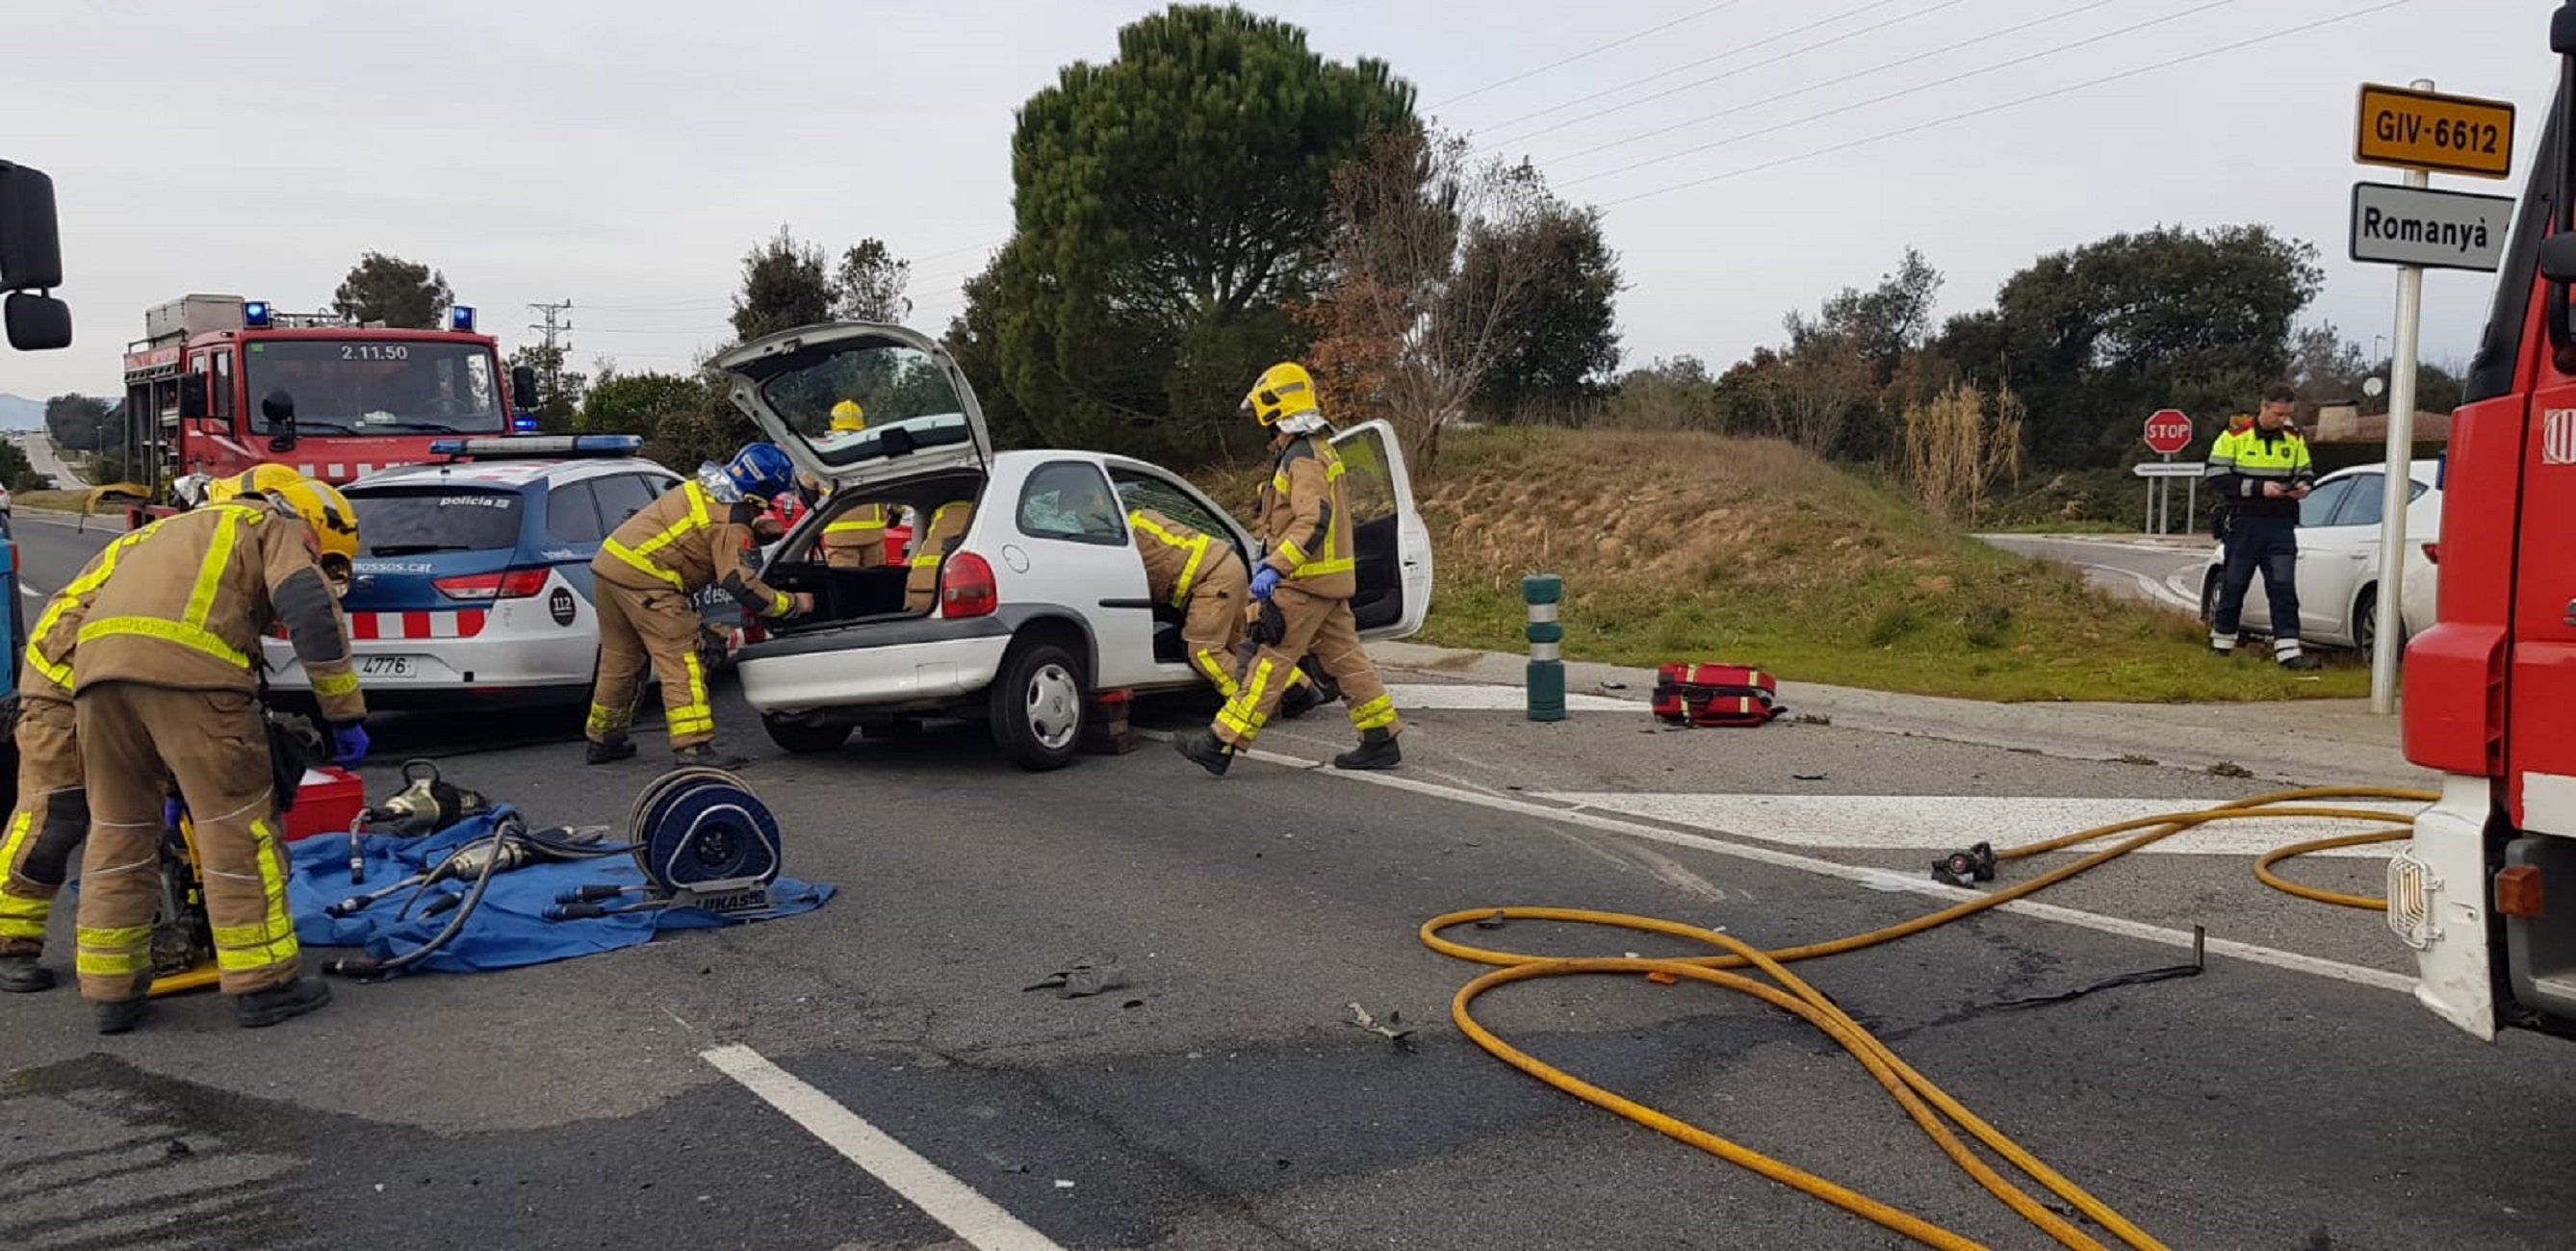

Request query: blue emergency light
[
  {"left": 512, "top": 415, "right": 540, "bottom": 432},
  {"left": 244, "top": 300, "right": 271, "bottom": 328},
  {"left": 428, "top": 434, "right": 644, "bottom": 461},
  {"left": 450, "top": 305, "right": 477, "bottom": 332}
]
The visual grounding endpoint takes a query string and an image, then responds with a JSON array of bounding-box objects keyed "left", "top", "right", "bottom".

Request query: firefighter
[
  {"left": 2206, "top": 384, "right": 2322, "bottom": 670},
  {"left": 70, "top": 472, "right": 369, "bottom": 1033},
  {"left": 814, "top": 401, "right": 891, "bottom": 571},
  {"left": 586, "top": 443, "right": 814, "bottom": 767},
  {"left": 1129, "top": 505, "right": 1319, "bottom": 714},
  {"left": 1173, "top": 363, "right": 1400, "bottom": 776}
]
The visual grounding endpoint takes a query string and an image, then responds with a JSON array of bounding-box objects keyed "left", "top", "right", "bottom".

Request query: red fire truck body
[{"left": 119, "top": 294, "right": 537, "bottom": 508}]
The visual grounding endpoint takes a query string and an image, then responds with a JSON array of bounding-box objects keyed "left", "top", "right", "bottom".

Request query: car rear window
[{"left": 349, "top": 487, "right": 525, "bottom": 556}]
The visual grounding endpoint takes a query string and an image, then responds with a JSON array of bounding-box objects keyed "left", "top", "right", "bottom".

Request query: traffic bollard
[{"left": 1524, "top": 574, "right": 1565, "bottom": 723}]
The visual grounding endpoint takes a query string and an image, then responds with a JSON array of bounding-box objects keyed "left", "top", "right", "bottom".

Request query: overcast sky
[{"left": 4, "top": 0, "right": 2547, "bottom": 410}]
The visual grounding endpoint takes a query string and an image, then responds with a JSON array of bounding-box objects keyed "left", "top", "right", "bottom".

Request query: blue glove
[
  {"left": 163, "top": 797, "right": 184, "bottom": 832},
  {"left": 330, "top": 723, "right": 370, "bottom": 768},
  {"left": 1249, "top": 567, "right": 1281, "bottom": 601}
]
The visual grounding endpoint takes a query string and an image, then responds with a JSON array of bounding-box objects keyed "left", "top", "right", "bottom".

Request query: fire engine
[
  {"left": 118, "top": 293, "right": 541, "bottom": 510},
  {"left": 2393, "top": 3, "right": 2576, "bottom": 1041}
]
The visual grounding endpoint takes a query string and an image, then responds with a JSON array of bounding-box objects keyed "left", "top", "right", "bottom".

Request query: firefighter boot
[
  {"left": 1172, "top": 730, "right": 1233, "bottom": 778},
  {"left": 585, "top": 734, "right": 638, "bottom": 766},
  {"left": 1332, "top": 728, "right": 1401, "bottom": 772},
  {"left": 2280, "top": 653, "right": 2322, "bottom": 672},
  {"left": 94, "top": 973, "right": 151, "bottom": 1035},
  {"left": 0, "top": 954, "right": 56, "bottom": 993},
  {"left": 236, "top": 978, "right": 331, "bottom": 1029},
  {"left": 1279, "top": 677, "right": 1324, "bottom": 722},
  {"left": 676, "top": 743, "right": 751, "bottom": 771}
]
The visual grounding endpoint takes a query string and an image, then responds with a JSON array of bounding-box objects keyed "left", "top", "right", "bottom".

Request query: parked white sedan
[
  {"left": 714, "top": 322, "right": 1434, "bottom": 771},
  {"left": 2196, "top": 459, "right": 2442, "bottom": 653}
]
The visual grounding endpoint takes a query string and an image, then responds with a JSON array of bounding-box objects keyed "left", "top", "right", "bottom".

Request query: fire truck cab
[
  {"left": 2394, "top": 3, "right": 2576, "bottom": 1041},
  {"left": 120, "top": 294, "right": 540, "bottom": 506}
]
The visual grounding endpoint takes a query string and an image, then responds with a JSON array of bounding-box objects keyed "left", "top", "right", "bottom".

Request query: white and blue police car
[{"left": 261, "top": 435, "right": 735, "bottom": 710}]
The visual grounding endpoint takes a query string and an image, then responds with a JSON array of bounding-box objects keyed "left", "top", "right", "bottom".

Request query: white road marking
[
  {"left": 1536, "top": 793, "right": 2421, "bottom": 858},
  {"left": 1132, "top": 728, "right": 2418, "bottom": 995},
  {"left": 703, "top": 1043, "right": 1069, "bottom": 1251},
  {"left": 1385, "top": 682, "right": 1633, "bottom": 711}
]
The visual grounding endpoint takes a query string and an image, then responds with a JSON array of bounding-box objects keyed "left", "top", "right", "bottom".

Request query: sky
[{"left": 2, "top": 0, "right": 2550, "bottom": 407}]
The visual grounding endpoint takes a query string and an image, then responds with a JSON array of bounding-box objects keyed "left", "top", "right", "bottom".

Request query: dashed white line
[{"left": 701, "top": 1043, "right": 1069, "bottom": 1251}]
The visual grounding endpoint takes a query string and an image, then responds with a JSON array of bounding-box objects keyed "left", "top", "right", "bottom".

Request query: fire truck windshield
[{"left": 241, "top": 339, "right": 506, "bottom": 434}]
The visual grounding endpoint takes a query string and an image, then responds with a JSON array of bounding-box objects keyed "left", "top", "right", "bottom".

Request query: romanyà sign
[{"left": 2349, "top": 182, "right": 2513, "bottom": 272}]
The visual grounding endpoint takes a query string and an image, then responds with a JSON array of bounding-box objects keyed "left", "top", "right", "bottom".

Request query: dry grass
[{"left": 1196, "top": 426, "right": 2370, "bottom": 702}]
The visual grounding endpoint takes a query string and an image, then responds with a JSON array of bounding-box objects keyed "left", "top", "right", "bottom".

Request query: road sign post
[
  {"left": 2351, "top": 78, "right": 2510, "bottom": 714},
  {"left": 2140, "top": 410, "right": 2194, "bottom": 534}
]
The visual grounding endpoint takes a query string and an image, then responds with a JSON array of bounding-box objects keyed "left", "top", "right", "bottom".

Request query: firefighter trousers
[
  {"left": 73, "top": 683, "right": 299, "bottom": 1000},
  {"left": 588, "top": 581, "right": 718, "bottom": 750},
  {"left": 1212, "top": 584, "right": 1397, "bottom": 749},
  {"left": 0, "top": 698, "right": 86, "bottom": 957}
]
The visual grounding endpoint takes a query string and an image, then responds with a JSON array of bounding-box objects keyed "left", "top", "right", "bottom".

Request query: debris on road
[
  {"left": 1024, "top": 957, "right": 1129, "bottom": 999},
  {"left": 1346, "top": 1002, "right": 1419, "bottom": 1053}
]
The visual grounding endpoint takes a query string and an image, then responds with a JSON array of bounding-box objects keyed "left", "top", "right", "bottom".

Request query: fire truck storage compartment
[{"left": 144, "top": 294, "right": 246, "bottom": 341}]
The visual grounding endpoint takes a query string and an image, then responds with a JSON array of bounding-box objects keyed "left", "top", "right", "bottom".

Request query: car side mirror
[
  {"left": 510, "top": 364, "right": 540, "bottom": 410},
  {"left": 178, "top": 370, "right": 210, "bottom": 421},
  {"left": 3, "top": 292, "right": 70, "bottom": 351}
]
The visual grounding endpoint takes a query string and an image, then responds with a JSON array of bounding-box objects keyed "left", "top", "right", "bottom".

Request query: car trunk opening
[{"left": 758, "top": 471, "right": 986, "bottom": 634}]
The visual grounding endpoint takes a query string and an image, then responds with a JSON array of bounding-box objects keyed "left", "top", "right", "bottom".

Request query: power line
[
  {"left": 1558, "top": 0, "right": 2233, "bottom": 189},
  {"left": 1430, "top": 0, "right": 1753, "bottom": 111},
  {"left": 1596, "top": 0, "right": 2410, "bottom": 209},
  {"left": 1479, "top": 0, "right": 1949, "bottom": 146},
  {"left": 526, "top": 299, "right": 574, "bottom": 402}
]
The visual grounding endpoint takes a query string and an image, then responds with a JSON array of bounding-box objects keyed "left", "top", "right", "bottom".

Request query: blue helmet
[{"left": 724, "top": 443, "right": 795, "bottom": 500}]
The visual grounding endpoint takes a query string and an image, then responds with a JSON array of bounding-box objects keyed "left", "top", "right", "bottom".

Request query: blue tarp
[{"left": 284, "top": 806, "right": 835, "bottom": 976}]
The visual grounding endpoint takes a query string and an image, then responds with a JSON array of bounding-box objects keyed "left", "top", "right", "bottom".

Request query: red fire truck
[
  {"left": 118, "top": 293, "right": 540, "bottom": 508},
  {"left": 2393, "top": 4, "right": 2576, "bottom": 1041}
]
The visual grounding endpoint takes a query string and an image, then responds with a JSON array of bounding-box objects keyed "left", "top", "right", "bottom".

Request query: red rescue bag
[{"left": 1651, "top": 663, "right": 1785, "bottom": 728}]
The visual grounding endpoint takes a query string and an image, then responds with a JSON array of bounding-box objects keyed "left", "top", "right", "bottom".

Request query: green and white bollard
[{"left": 1524, "top": 574, "right": 1565, "bottom": 723}]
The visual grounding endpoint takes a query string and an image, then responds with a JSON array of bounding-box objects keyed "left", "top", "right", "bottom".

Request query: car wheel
[
  {"left": 761, "top": 714, "right": 852, "bottom": 754},
  {"left": 2199, "top": 571, "right": 2221, "bottom": 625},
  {"left": 2354, "top": 587, "right": 2383, "bottom": 657},
  {"left": 991, "top": 640, "right": 1084, "bottom": 772}
]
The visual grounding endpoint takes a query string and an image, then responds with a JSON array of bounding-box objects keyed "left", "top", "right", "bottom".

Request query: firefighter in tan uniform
[
  {"left": 813, "top": 401, "right": 892, "bottom": 570},
  {"left": 71, "top": 472, "right": 369, "bottom": 1033},
  {"left": 0, "top": 468, "right": 279, "bottom": 994},
  {"left": 1174, "top": 363, "right": 1400, "bottom": 776},
  {"left": 903, "top": 499, "right": 979, "bottom": 614},
  {"left": 586, "top": 443, "right": 812, "bottom": 768},
  {"left": 1128, "top": 506, "right": 1318, "bottom": 712}
]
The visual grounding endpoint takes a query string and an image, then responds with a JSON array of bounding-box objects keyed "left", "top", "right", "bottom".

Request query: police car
[{"left": 261, "top": 435, "right": 735, "bottom": 709}]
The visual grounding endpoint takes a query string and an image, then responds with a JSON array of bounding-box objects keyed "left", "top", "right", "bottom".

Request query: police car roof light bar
[{"left": 427, "top": 434, "right": 645, "bottom": 461}]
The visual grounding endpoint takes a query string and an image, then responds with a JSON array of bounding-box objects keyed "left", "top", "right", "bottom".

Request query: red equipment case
[
  {"left": 1651, "top": 663, "right": 1785, "bottom": 728},
  {"left": 282, "top": 767, "right": 367, "bottom": 842}
]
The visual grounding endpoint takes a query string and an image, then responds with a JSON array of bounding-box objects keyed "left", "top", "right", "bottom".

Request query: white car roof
[{"left": 350, "top": 457, "right": 677, "bottom": 490}]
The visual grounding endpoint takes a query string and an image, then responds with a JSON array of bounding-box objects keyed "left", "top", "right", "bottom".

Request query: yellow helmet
[
  {"left": 259, "top": 474, "right": 362, "bottom": 588},
  {"left": 206, "top": 463, "right": 303, "bottom": 505},
  {"left": 830, "top": 399, "right": 866, "bottom": 433},
  {"left": 1241, "top": 362, "right": 1319, "bottom": 427}
]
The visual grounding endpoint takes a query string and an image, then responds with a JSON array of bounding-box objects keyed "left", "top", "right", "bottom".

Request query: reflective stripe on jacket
[
  {"left": 1129, "top": 507, "right": 1224, "bottom": 608},
  {"left": 595, "top": 480, "right": 796, "bottom": 618},
  {"left": 21, "top": 519, "right": 167, "bottom": 702},
  {"left": 2205, "top": 426, "right": 2315, "bottom": 522},
  {"left": 1258, "top": 435, "right": 1356, "bottom": 599},
  {"left": 71, "top": 501, "right": 365, "bottom": 724}
]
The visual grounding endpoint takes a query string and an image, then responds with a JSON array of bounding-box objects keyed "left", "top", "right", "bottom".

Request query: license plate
[{"left": 359, "top": 655, "right": 420, "bottom": 677}]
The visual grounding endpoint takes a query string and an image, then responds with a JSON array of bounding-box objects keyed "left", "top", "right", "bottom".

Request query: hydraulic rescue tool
[
  {"left": 547, "top": 767, "right": 783, "bottom": 921},
  {"left": 321, "top": 817, "right": 621, "bottom": 981},
  {"left": 345, "top": 759, "right": 493, "bottom": 884}
]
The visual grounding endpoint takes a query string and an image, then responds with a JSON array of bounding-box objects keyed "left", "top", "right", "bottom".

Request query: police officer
[
  {"left": 70, "top": 472, "right": 369, "bottom": 1033},
  {"left": 2206, "top": 384, "right": 2323, "bottom": 671},
  {"left": 1173, "top": 362, "right": 1400, "bottom": 776},
  {"left": 586, "top": 444, "right": 813, "bottom": 767}
]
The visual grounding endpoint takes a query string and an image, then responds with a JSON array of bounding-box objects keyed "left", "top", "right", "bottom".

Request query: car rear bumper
[
  {"left": 737, "top": 617, "right": 1013, "bottom": 713},
  {"left": 262, "top": 630, "right": 601, "bottom": 704}
]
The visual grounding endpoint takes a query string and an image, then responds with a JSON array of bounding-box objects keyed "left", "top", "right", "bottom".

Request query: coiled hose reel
[{"left": 549, "top": 767, "right": 784, "bottom": 920}]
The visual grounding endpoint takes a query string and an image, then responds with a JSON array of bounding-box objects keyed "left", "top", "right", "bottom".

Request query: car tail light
[
  {"left": 433, "top": 567, "right": 550, "bottom": 600},
  {"left": 2422, "top": 542, "right": 2440, "bottom": 565},
  {"left": 940, "top": 551, "right": 998, "bottom": 619}
]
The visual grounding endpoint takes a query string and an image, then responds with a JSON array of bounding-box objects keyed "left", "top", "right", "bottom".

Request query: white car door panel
[
  {"left": 2307, "top": 472, "right": 2387, "bottom": 644},
  {"left": 1109, "top": 467, "right": 1250, "bottom": 686},
  {"left": 1328, "top": 420, "right": 1432, "bottom": 640}
]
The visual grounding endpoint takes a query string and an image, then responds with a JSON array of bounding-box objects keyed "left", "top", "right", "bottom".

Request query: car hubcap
[{"left": 1027, "top": 664, "right": 1079, "bottom": 752}]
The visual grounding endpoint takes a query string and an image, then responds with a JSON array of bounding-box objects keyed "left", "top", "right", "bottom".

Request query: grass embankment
[{"left": 1208, "top": 426, "right": 2368, "bottom": 703}]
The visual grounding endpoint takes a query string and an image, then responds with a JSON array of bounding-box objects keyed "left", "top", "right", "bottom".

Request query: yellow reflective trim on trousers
[
  {"left": 211, "top": 819, "right": 297, "bottom": 972},
  {"left": 1350, "top": 694, "right": 1397, "bottom": 731},
  {"left": 665, "top": 652, "right": 713, "bottom": 736},
  {"left": 182, "top": 508, "right": 245, "bottom": 632},
  {"left": 75, "top": 926, "right": 151, "bottom": 976},
  {"left": 1218, "top": 660, "right": 1275, "bottom": 739},
  {"left": 77, "top": 616, "right": 252, "bottom": 669},
  {"left": 825, "top": 519, "right": 886, "bottom": 535},
  {"left": 310, "top": 668, "right": 359, "bottom": 698},
  {"left": 1192, "top": 649, "right": 1238, "bottom": 697},
  {"left": 603, "top": 482, "right": 714, "bottom": 590},
  {"left": 0, "top": 808, "right": 46, "bottom": 938},
  {"left": 587, "top": 702, "right": 631, "bottom": 735}
]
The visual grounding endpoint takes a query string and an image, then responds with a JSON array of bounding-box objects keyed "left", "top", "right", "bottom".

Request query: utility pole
[{"left": 528, "top": 299, "right": 574, "bottom": 416}]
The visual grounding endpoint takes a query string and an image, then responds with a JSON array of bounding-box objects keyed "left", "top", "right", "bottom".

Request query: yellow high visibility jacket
[
  {"left": 2205, "top": 425, "right": 2316, "bottom": 522},
  {"left": 71, "top": 501, "right": 365, "bottom": 725}
]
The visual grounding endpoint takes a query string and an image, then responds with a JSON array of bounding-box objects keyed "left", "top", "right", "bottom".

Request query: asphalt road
[
  {"left": 1978, "top": 533, "right": 2211, "bottom": 616},
  {"left": 11, "top": 433, "right": 85, "bottom": 492},
  {"left": 5, "top": 513, "right": 2569, "bottom": 1251}
]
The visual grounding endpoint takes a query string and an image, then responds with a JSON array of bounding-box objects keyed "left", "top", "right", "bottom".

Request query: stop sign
[{"left": 2142, "top": 409, "right": 2193, "bottom": 455}]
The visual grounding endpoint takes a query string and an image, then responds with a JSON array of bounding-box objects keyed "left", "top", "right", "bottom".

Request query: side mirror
[
  {"left": 510, "top": 364, "right": 541, "bottom": 410},
  {"left": 3, "top": 292, "right": 70, "bottom": 351},
  {"left": 0, "top": 162, "right": 64, "bottom": 291},
  {"left": 261, "top": 388, "right": 298, "bottom": 453},
  {"left": 2554, "top": 1, "right": 2576, "bottom": 56},
  {"left": 178, "top": 370, "right": 209, "bottom": 421}
]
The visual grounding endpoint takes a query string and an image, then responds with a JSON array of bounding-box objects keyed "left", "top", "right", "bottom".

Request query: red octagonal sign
[{"left": 2142, "top": 408, "right": 2193, "bottom": 455}]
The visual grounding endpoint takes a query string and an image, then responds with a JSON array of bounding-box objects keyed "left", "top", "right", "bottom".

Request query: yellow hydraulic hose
[{"left": 1422, "top": 785, "right": 2439, "bottom": 1250}]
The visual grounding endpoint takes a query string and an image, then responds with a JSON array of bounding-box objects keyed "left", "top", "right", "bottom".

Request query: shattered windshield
[{"left": 242, "top": 339, "right": 506, "bottom": 434}]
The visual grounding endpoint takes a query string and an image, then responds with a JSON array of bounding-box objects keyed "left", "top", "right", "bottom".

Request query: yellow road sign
[{"left": 2357, "top": 83, "right": 2515, "bottom": 179}]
